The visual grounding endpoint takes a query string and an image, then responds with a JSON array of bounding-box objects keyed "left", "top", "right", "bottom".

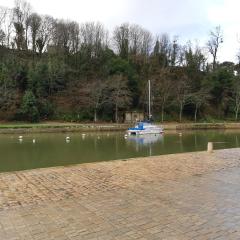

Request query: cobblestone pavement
[{"left": 1, "top": 149, "right": 240, "bottom": 239}]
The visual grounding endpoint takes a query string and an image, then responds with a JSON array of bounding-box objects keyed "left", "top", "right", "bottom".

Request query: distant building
[{"left": 125, "top": 111, "right": 144, "bottom": 123}]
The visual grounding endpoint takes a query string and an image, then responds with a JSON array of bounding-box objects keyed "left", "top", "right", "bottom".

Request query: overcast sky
[{"left": 1, "top": 0, "right": 240, "bottom": 62}]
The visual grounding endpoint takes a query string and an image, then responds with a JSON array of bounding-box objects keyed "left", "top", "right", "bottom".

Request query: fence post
[{"left": 207, "top": 142, "right": 213, "bottom": 153}]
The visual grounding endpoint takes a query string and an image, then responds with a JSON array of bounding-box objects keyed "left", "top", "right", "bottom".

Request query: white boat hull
[
  {"left": 127, "top": 128, "right": 163, "bottom": 135},
  {"left": 127, "top": 122, "right": 164, "bottom": 135}
]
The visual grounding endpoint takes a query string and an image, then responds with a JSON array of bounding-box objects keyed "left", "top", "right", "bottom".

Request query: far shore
[{"left": 0, "top": 121, "right": 240, "bottom": 134}]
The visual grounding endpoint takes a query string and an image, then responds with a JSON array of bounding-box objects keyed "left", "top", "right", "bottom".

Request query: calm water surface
[{"left": 0, "top": 130, "right": 240, "bottom": 172}]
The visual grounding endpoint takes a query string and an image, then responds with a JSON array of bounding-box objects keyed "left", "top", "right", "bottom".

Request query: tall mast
[{"left": 148, "top": 79, "right": 151, "bottom": 120}]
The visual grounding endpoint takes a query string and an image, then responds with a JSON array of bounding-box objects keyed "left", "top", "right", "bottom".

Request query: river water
[{"left": 0, "top": 130, "right": 239, "bottom": 172}]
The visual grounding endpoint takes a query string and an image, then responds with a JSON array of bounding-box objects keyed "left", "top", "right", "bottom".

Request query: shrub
[{"left": 20, "top": 90, "right": 40, "bottom": 122}]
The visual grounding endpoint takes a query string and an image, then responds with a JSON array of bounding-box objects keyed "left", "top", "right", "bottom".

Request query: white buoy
[
  {"left": 33, "top": 139, "right": 36, "bottom": 143},
  {"left": 18, "top": 136, "right": 23, "bottom": 139},
  {"left": 124, "top": 134, "right": 128, "bottom": 139},
  {"left": 66, "top": 136, "right": 70, "bottom": 140},
  {"left": 179, "top": 133, "right": 182, "bottom": 137}
]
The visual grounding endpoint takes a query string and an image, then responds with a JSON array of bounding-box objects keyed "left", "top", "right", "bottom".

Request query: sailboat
[{"left": 127, "top": 80, "right": 164, "bottom": 135}]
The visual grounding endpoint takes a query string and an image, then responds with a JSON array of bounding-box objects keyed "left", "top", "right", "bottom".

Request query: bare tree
[
  {"left": 184, "top": 41, "right": 206, "bottom": 71},
  {"left": 68, "top": 21, "right": 80, "bottom": 54},
  {"left": 113, "top": 23, "right": 129, "bottom": 59},
  {"left": 13, "top": 20, "right": 25, "bottom": 50},
  {"left": 29, "top": 12, "right": 41, "bottom": 52},
  {"left": 0, "top": 7, "right": 6, "bottom": 45},
  {"left": 207, "top": 26, "right": 223, "bottom": 70},
  {"left": 13, "top": 0, "right": 31, "bottom": 50},
  {"left": 0, "top": 30, "right": 5, "bottom": 45},
  {"left": 0, "top": 7, "right": 14, "bottom": 48},
  {"left": 174, "top": 73, "right": 192, "bottom": 122},
  {"left": 129, "top": 24, "right": 142, "bottom": 55},
  {"left": 13, "top": 0, "right": 32, "bottom": 50},
  {"left": 80, "top": 22, "right": 108, "bottom": 58},
  {"left": 232, "top": 75, "right": 240, "bottom": 121},
  {"left": 152, "top": 69, "right": 173, "bottom": 122},
  {"left": 0, "top": 6, "right": 7, "bottom": 28},
  {"left": 153, "top": 34, "right": 181, "bottom": 68},
  {"left": 68, "top": 79, "right": 108, "bottom": 122},
  {"left": 51, "top": 20, "right": 71, "bottom": 54},
  {"left": 23, "top": 2, "right": 31, "bottom": 50},
  {"left": 86, "top": 80, "right": 108, "bottom": 122},
  {"left": 36, "top": 15, "right": 54, "bottom": 55},
  {"left": 141, "top": 29, "right": 153, "bottom": 62},
  {"left": 113, "top": 23, "right": 152, "bottom": 62},
  {"left": 0, "top": 7, "right": 8, "bottom": 46},
  {"left": 108, "top": 74, "right": 132, "bottom": 122},
  {"left": 190, "top": 88, "right": 211, "bottom": 122}
]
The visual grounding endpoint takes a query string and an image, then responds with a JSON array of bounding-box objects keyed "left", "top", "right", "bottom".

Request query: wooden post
[{"left": 207, "top": 142, "right": 213, "bottom": 153}]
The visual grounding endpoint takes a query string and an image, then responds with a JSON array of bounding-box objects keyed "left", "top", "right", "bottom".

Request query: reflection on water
[
  {"left": 126, "top": 134, "right": 164, "bottom": 156},
  {"left": 127, "top": 134, "right": 163, "bottom": 146},
  {"left": 0, "top": 130, "right": 240, "bottom": 172}
]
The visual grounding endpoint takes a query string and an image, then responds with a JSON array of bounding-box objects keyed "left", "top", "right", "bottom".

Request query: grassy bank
[
  {"left": 174, "top": 122, "right": 240, "bottom": 130},
  {"left": 0, "top": 121, "right": 240, "bottom": 134},
  {"left": 0, "top": 122, "right": 132, "bottom": 133}
]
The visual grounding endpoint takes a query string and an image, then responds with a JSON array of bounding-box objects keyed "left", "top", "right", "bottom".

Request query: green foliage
[
  {"left": 0, "top": 2, "right": 239, "bottom": 122},
  {"left": 55, "top": 111, "right": 92, "bottom": 122},
  {"left": 108, "top": 57, "right": 131, "bottom": 75},
  {"left": 28, "top": 62, "right": 49, "bottom": 97},
  {"left": 47, "top": 57, "right": 67, "bottom": 93},
  {"left": 15, "top": 64, "right": 28, "bottom": 92},
  {"left": 19, "top": 90, "right": 40, "bottom": 122},
  {"left": 207, "top": 67, "right": 234, "bottom": 117},
  {"left": 108, "top": 58, "right": 140, "bottom": 107},
  {"left": 38, "top": 100, "right": 54, "bottom": 119}
]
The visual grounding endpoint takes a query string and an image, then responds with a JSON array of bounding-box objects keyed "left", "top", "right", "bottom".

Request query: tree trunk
[
  {"left": 194, "top": 105, "right": 198, "bottom": 123},
  {"left": 161, "top": 105, "right": 164, "bottom": 123},
  {"left": 94, "top": 108, "right": 97, "bottom": 122},
  {"left": 32, "top": 35, "right": 36, "bottom": 53},
  {"left": 235, "top": 106, "right": 239, "bottom": 121},
  {"left": 213, "top": 55, "right": 216, "bottom": 70},
  {"left": 115, "top": 104, "right": 118, "bottom": 123},
  {"left": 179, "top": 103, "right": 183, "bottom": 122},
  {"left": 25, "top": 28, "right": 29, "bottom": 50}
]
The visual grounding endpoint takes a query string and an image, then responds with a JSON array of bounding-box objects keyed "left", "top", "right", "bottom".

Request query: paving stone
[{"left": 0, "top": 149, "right": 240, "bottom": 239}]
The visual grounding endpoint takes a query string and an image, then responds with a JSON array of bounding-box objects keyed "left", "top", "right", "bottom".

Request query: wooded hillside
[{"left": 0, "top": 0, "right": 240, "bottom": 122}]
